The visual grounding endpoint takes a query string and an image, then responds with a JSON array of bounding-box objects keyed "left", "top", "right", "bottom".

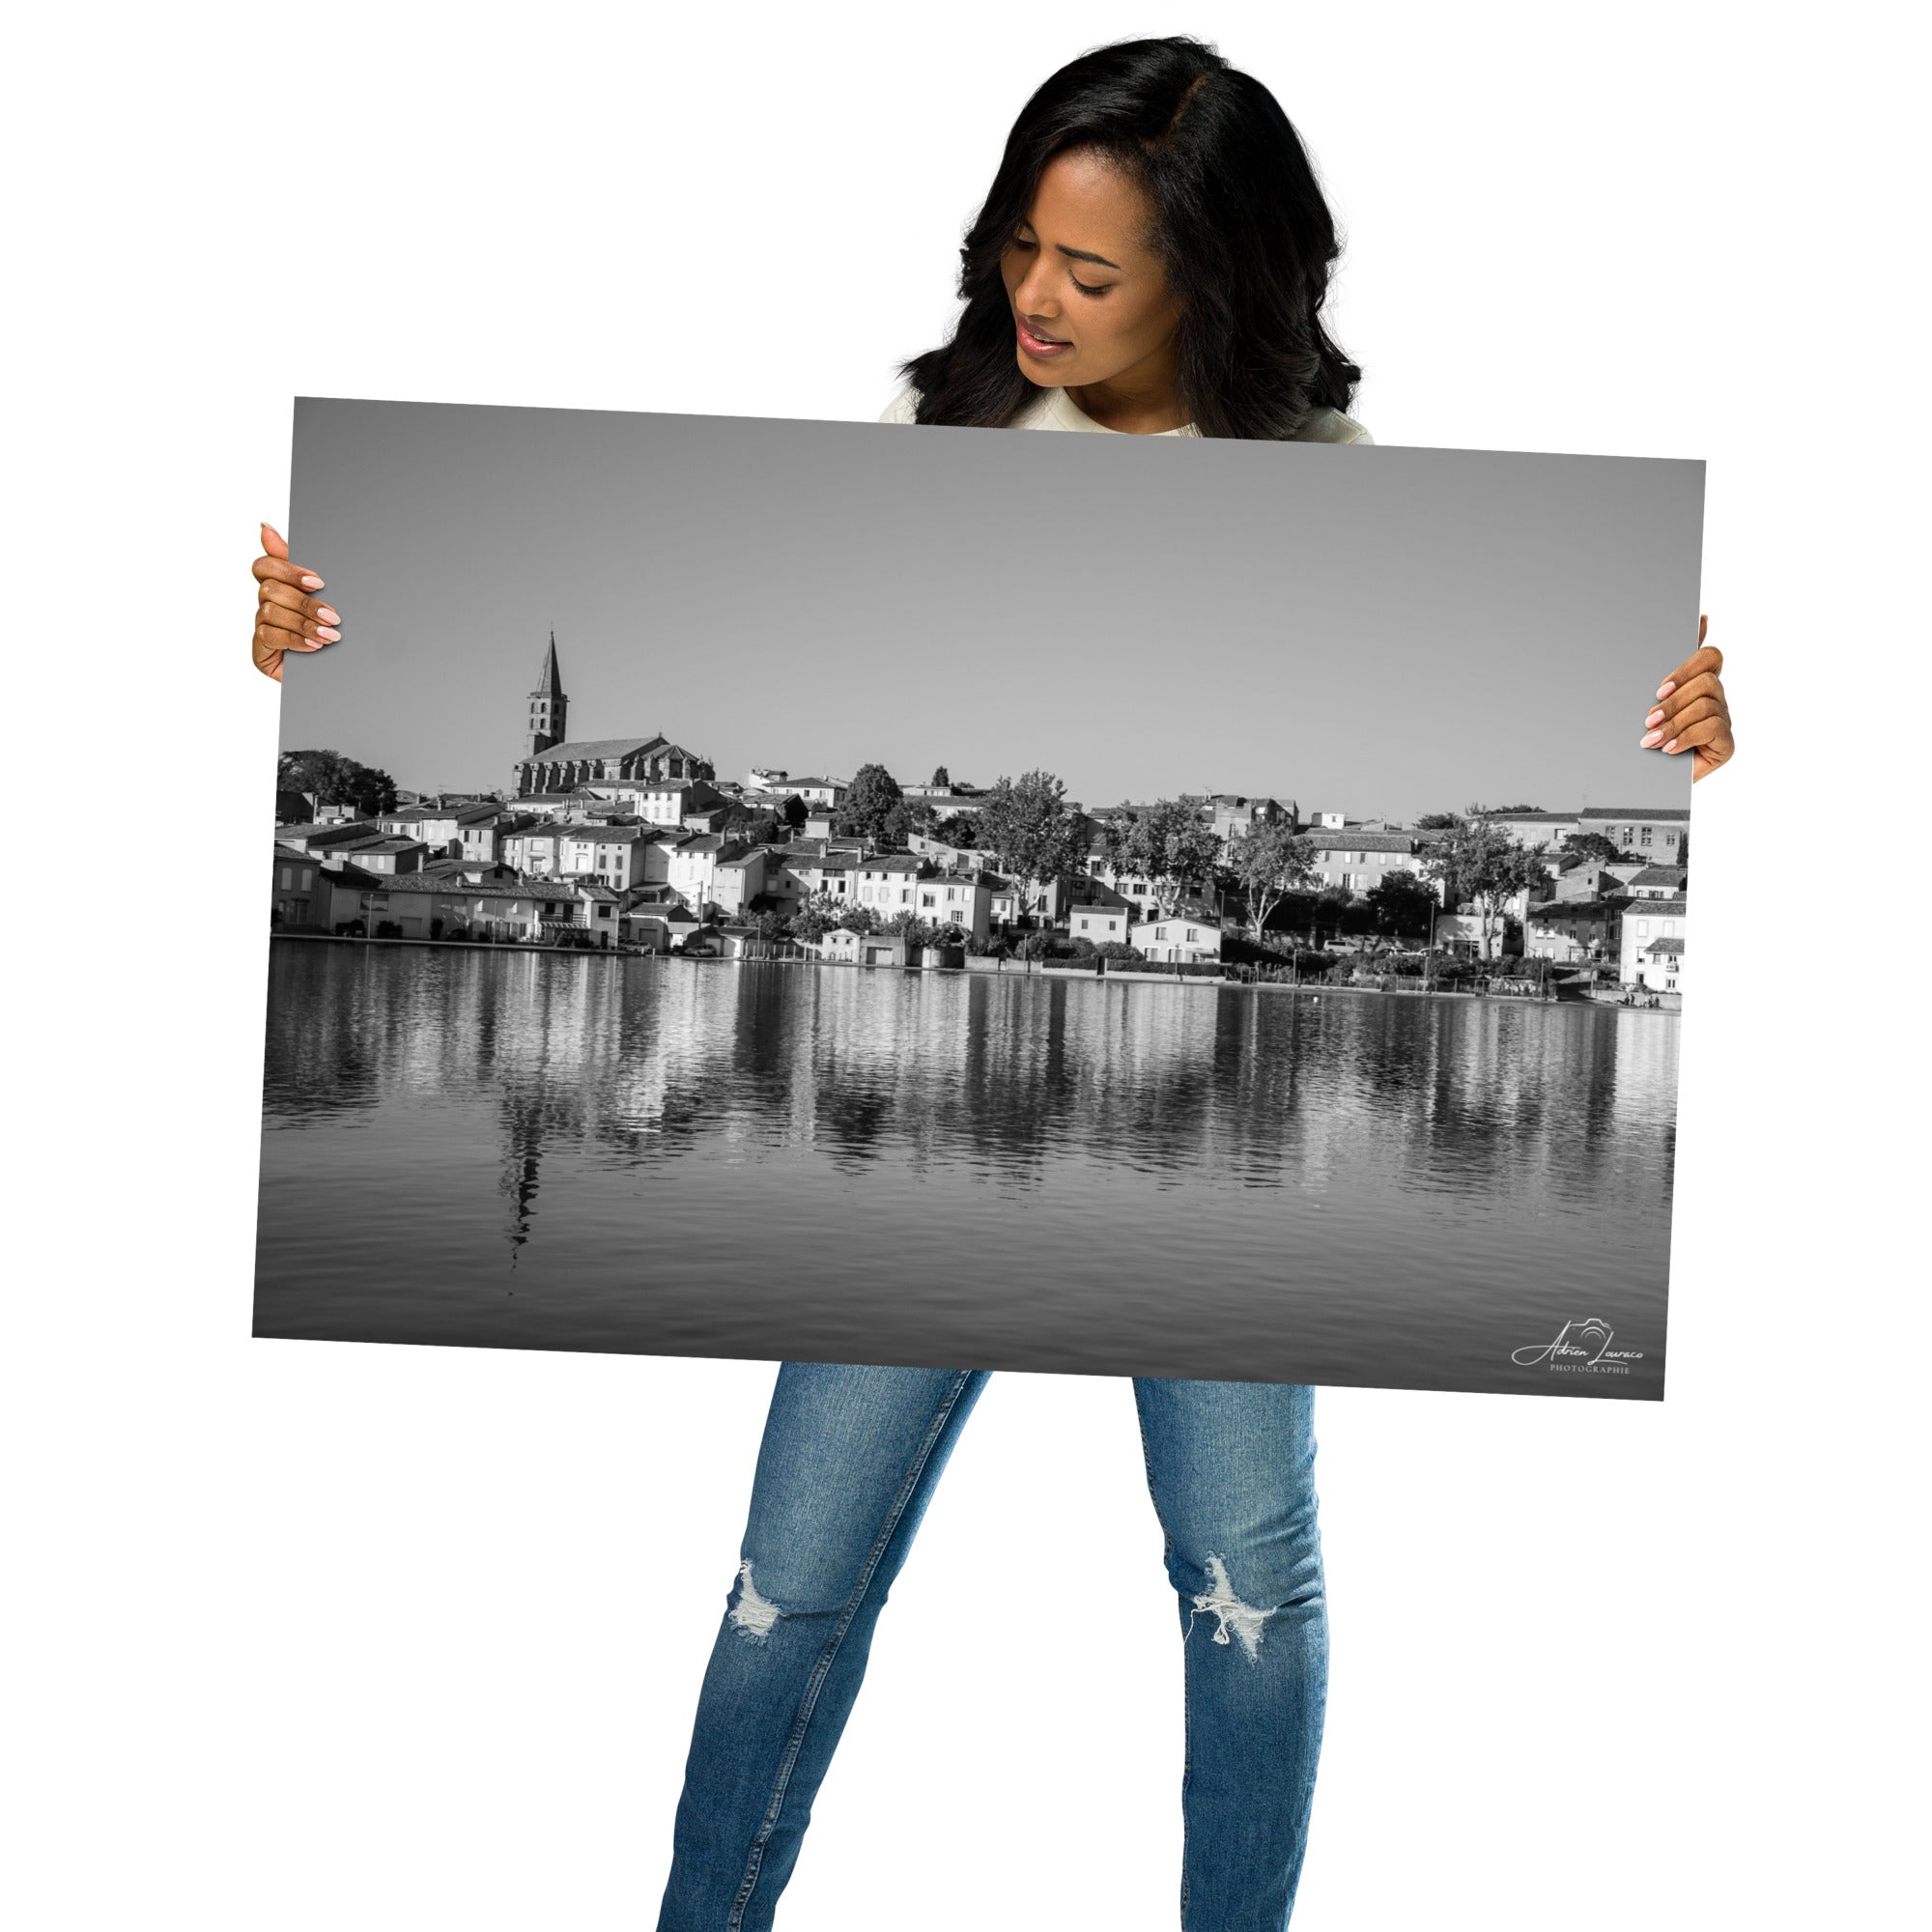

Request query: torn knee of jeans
[
  {"left": 727, "top": 1559, "right": 784, "bottom": 1641},
  {"left": 1189, "top": 1554, "right": 1273, "bottom": 1662}
]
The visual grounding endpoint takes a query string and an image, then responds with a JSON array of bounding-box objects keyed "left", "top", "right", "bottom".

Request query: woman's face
[{"left": 999, "top": 148, "right": 1180, "bottom": 393}]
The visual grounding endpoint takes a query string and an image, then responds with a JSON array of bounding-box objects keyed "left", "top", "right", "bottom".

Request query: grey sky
[{"left": 281, "top": 399, "right": 1701, "bottom": 822}]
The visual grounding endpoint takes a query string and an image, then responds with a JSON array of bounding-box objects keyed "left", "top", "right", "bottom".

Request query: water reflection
[{"left": 257, "top": 944, "right": 1678, "bottom": 1395}]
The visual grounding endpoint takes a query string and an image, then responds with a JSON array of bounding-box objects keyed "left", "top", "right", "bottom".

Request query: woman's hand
[
  {"left": 251, "top": 523, "right": 339, "bottom": 683},
  {"left": 1641, "top": 614, "right": 1734, "bottom": 781}
]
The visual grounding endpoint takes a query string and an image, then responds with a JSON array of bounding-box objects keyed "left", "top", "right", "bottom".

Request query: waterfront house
[
  {"left": 911, "top": 869, "right": 992, "bottom": 941},
  {"left": 1577, "top": 806, "right": 1690, "bottom": 864},
  {"left": 1618, "top": 897, "right": 1687, "bottom": 984},
  {"left": 270, "top": 843, "right": 327, "bottom": 930},
  {"left": 1069, "top": 903, "right": 1134, "bottom": 946},
  {"left": 1135, "top": 912, "right": 1225, "bottom": 964},
  {"left": 854, "top": 852, "right": 926, "bottom": 915},
  {"left": 1523, "top": 896, "right": 1623, "bottom": 964},
  {"left": 1638, "top": 936, "right": 1685, "bottom": 995},
  {"left": 820, "top": 925, "right": 865, "bottom": 965},
  {"left": 618, "top": 887, "right": 701, "bottom": 952},
  {"left": 1305, "top": 830, "right": 1423, "bottom": 895}
]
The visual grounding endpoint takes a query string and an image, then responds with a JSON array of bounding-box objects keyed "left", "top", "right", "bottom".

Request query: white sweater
[{"left": 876, "top": 381, "right": 1373, "bottom": 442}]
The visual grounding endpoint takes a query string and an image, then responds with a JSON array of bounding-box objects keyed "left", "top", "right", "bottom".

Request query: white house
[
  {"left": 1069, "top": 903, "right": 1133, "bottom": 946},
  {"left": 1637, "top": 936, "right": 1685, "bottom": 995},
  {"left": 1134, "top": 913, "right": 1224, "bottom": 964},
  {"left": 910, "top": 870, "right": 990, "bottom": 941},
  {"left": 1618, "top": 897, "right": 1687, "bottom": 984}
]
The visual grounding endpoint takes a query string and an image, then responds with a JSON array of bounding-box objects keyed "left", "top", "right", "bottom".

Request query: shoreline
[{"left": 266, "top": 933, "right": 1679, "bottom": 1013}]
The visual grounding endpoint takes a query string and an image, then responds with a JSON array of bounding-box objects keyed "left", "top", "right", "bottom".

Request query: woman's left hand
[{"left": 1642, "top": 614, "right": 1734, "bottom": 781}]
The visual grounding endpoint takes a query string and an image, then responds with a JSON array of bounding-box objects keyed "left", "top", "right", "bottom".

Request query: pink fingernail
[
  {"left": 316, "top": 605, "right": 339, "bottom": 623},
  {"left": 1656, "top": 681, "right": 1676, "bottom": 699},
  {"left": 1645, "top": 708, "right": 1664, "bottom": 726},
  {"left": 1641, "top": 730, "right": 1663, "bottom": 747},
  {"left": 1662, "top": 739, "right": 1679, "bottom": 753},
  {"left": 314, "top": 626, "right": 341, "bottom": 641},
  {"left": 300, "top": 574, "right": 324, "bottom": 589}
]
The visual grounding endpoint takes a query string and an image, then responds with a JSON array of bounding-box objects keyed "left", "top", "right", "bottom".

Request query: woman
[{"left": 248, "top": 38, "right": 1733, "bottom": 1930}]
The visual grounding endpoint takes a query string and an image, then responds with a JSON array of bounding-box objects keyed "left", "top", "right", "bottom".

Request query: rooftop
[
  {"left": 1578, "top": 805, "right": 1691, "bottom": 824},
  {"left": 1306, "top": 832, "right": 1418, "bottom": 854},
  {"left": 517, "top": 735, "right": 671, "bottom": 764},
  {"left": 1627, "top": 865, "right": 1689, "bottom": 887}
]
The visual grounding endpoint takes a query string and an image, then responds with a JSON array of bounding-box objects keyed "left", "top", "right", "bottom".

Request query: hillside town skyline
[{"left": 271, "top": 635, "right": 1690, "bottom": 1006}]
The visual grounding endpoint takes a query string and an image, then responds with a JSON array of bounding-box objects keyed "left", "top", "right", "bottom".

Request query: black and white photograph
[{"left": 260, "top": 398, "right": 1701, "bottom": 1397}]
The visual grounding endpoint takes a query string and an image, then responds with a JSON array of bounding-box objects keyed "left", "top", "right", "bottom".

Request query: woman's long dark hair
[{"left": 901, "top": 37, "right": 1360, "bottom": 440}]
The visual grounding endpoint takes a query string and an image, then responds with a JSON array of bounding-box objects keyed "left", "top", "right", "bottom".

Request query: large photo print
[{"left": 259, "top": 400, "right": 1702, "bottom": 1397}]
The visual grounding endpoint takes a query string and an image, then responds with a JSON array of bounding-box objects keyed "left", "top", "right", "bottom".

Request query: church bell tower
[{"left": 524, "top": 631, "right": 568, "bottom": 760}]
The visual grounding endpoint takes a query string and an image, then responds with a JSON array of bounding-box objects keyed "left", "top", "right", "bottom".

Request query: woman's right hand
[{"left": 251, "top": 523, "right": 339, "bottom": 682}]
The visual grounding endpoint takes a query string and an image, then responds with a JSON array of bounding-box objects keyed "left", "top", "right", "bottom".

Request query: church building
[{"left": 511, "top": 634, "right": 715, "bottom": 798}]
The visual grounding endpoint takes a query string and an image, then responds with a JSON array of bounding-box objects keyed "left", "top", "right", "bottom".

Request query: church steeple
[{"left": 524, "top": 630, "right": 568, "bottom": 760}]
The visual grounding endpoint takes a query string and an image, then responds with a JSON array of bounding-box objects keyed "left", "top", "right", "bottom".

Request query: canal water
[{"left": 255, "top": 940, "right": 1679, "bottom": 1398}]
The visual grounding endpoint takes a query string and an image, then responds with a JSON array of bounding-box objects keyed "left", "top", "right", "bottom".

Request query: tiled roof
[
  {"left": 1644, "top": 937, "right": 1686, "bottom": 954},
  {"left": 1484, "top": 810, "right": 1577, "bottom": 822},
  {"left": 1307, "top": 833, "right": 1417, "bottom": 855},
  {"left": 1578, "top": 806, "right": 1691, "bottom": 823},
  {"left": 516, "top": 735, "right": 669, "bottom": 763},
  {"left": 1622, "top": 897, "right": 1688, "bottom": 916},
  {"left": 1627, "top": 865, "right": 1688, "bottom": 887},
  {"left": 860, "top": 854, "right": 923, "bottom": 873},
  {"left": 1528, "top": 900, "right": 1618, "bottom": 923},
  {"left": 384, "top": 873, "right": 535, "bottom": 902}
]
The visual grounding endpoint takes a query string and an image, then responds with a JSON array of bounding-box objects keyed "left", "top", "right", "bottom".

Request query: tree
[
  {"left": 929, "top": 765, "right": 951, "bottom": 787},
  {"left": 1363, "top": 868, "right": 1438, "bottom": 939},
  {"left": 844, "top": 763, "right": 904, "bottom": 845},
  {"left": 1225, "top": 822, "right": 1317, "bottom": 936},
  {"left": 1560, "top": 831, "right": 1633, "bottom": 865},
  {"left": 1423, "top": 807, "right": 1548, "bottom": 959},
  {"left": 278, "top": 749, "right": 399, "bottom": 817},
  {"left": 975, "top": 769, "right": 1086, "bottom": 921},
  {"left": 1104, "top": 798, "right": 1222, "bottom": 915},
  {"left": 785, "top": 890, "right": 852, "bottom": 942},
  {"left": 1414, "top": 811, "right": 1459, "bottom": 831},
  {"left": 845, "top": 767, "right": 897, "bottom": 836},
  {"left": 781, "top": 794, "right": 809, "bottom": 832},
  {"left": 932, "top": 810, "right": 980, "bottom": 847}
]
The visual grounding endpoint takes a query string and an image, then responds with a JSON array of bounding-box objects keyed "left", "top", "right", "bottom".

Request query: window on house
[{"left": 951, "top": 910, "right": 964, "bottom": 923}]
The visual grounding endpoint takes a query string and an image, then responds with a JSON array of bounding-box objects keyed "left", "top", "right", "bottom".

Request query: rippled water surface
[{"left": 255, "top": 941, "right": 1679, "bottom": 1397}]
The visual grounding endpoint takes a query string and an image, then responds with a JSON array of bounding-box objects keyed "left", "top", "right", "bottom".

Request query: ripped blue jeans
[{"left": 657, "top": 1365, "right": 1326, "bottom": 1932}]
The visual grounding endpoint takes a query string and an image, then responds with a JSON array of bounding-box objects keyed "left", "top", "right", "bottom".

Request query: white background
[{"left": 4, "top": 4, "right": 1923, "bottom": 1927}]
